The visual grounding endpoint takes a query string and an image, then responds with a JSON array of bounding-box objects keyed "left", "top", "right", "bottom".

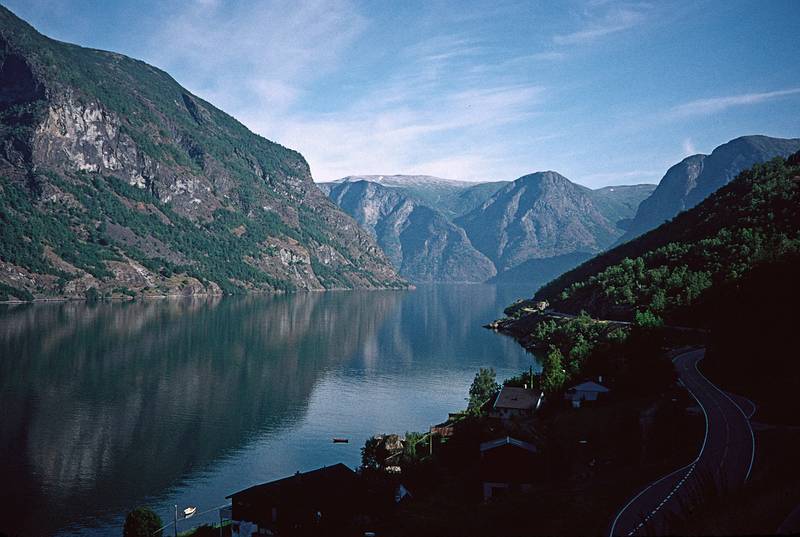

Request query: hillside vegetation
[
  {"left": 533, "top": 153, "right": 800, "bottom": 324},
  {"left": 0, "top": 6, "right": 403, "bottom": 300}
]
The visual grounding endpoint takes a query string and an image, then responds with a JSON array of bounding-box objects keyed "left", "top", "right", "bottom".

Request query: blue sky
[{"left": 7, "top": 0, "right": 799, "bottom": 186}]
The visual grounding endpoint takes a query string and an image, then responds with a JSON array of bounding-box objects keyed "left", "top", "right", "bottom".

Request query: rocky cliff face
[
  {"left": 456, "top": 171, "right": 625, "bottom": 276},
  {"left": 323, "top": 180, "right": 495, "bottom": 282},
  {"left": 321, "top": 173, "right": 652, "bottom": 284},
  {"left": 330, "top": 174, "right": 508, "bottom": 218},
  {"left": 618, "top": 135, "right": 800, "bottom": 244},
  {"left": 0, "top": 7, "right": 404, "bottom": 301}
]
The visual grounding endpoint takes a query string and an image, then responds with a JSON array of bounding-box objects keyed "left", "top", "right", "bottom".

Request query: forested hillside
[
  {"left": 0, "top": 6, "right": 404, "bottom": 301},
  {"left": 617, "top": 135, "right": 800, "bottom": 243},
  {"left": 533, "top": 152, "right": 800, "bottom": 324}
]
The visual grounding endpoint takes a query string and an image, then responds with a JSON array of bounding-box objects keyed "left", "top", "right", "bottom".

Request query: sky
[{"left": 6, "top": 0, "right": 799, "bottom": 186}]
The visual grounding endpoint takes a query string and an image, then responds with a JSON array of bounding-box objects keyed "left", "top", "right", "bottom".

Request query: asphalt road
[{"left": 609, "top": 348, "right": 755, "bottom": 536}]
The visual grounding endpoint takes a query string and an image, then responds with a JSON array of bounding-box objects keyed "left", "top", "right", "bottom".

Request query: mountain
[
  {"left": 321, "top": 172, "right": 652, "bottom": 284},
  {"left": 327, "top": 174, "right": 508, "bottom": 218},
  {"left": 455, "top": 172, "right": 651, "bottom": 279},
  {"left": 618, "top": 135, "right": 800, "bottom": 243},
  {"left": 0, "top": 7, "right": 404, "bottom": 301},
  {"left": 589, "top": 183, "right": 657, "bottom": 230},
  {"left": 323, "top": 180, "right": 495, "bottom": 282},
  {"left": 531, "top": 151, "right": 800, "bottom": 322}
]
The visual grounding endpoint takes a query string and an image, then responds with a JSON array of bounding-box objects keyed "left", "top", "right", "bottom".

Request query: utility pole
[{"left": 174, "top": 505, "right": 178, "bottom": 537}]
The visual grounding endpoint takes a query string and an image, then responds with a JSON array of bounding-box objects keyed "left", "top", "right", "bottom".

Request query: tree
[
  {"left": 403, "top": 431, "right": 425, "bottom": 463},
  {"left": 634, "top": 309, "right": 663, "bottom": 329},
  {"left": 467, "top": 367, "right": 500, "bottom": 413},
  {"left": 360, "top": 436, "right": 384, "bottom": 472},
  {"left": 123, "top": 507, "right": 162, "bottom": 537},
  {"left": 541, "top": 346, "right": 567, "bottom": 394}
]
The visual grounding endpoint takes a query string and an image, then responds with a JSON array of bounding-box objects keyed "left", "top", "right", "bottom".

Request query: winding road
[{"left": 608, "top": 348, "right": 756, "bottom": 536}]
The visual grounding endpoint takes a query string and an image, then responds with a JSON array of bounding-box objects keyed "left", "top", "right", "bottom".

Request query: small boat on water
[
  {"left": 183, "top": 506, "right": 197, "bottom": 518},
  {"left": 332, "top": 438, "right": 349, "bottom": 443}
]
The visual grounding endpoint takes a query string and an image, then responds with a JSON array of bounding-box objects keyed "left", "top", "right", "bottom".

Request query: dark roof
[
  {"left": 226, "top": 463, "right": 358, "bottom": 502},
  {"left": 493, "top": 386, "right": 542, "bottom": 410},
  {"left": 480, "top": 436, "right": 538, "bottom": 453},
  {"left": 568, "top": 381, "right": 609, "bottom": 393}
]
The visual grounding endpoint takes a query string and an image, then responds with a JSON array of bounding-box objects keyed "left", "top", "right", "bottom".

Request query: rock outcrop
[
  {"left": 0, "top": 6, "right": 405, "bottom": 301},
  {"left": 320, "top": 173, "right": 653, "bottom": 284},
  {"left": 323, "top": 180, "right": 495, "bottom": 282}
]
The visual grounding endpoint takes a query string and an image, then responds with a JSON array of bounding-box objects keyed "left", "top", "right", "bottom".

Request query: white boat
[{"left": 183, "top": 506, "right": 197, "bottom": 518}]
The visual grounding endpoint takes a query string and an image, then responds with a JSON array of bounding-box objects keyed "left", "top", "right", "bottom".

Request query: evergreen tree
[
  {"left": 467, "top": 367, "right": 500, "bottom": 413},
  {"left": 541, "top": 346, "right": 567, "bottom": 394}
]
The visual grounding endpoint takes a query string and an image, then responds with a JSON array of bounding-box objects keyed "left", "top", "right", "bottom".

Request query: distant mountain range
[
  {"left": 456, "top": 172, "right": 653, "bottom": 278},
  {"left": 325, "top": 175, "right": 508, "bottom": 218},
  {"left": 0, "top": 6, "right": 405, "bottom": 301},
  {"left": 321, "top": 179, "right": 497, "bottom": 282},
  {"left": 321, "top": 135, "right": 800, "bottom": 287},
  {"left": 319, "top": 173, "right": 655, "bottom": 284}
]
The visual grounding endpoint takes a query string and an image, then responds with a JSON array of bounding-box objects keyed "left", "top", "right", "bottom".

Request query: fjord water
[{"left": 0, "top": 284, "right": 536, "bottom": 536}]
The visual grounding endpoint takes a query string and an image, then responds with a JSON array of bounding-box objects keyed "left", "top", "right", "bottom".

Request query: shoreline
[{"left": 0, "top": 284, "right": 417, "bottom": 305}]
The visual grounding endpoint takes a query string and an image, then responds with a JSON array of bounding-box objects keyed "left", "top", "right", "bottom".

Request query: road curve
[{"left": 608, "top": 348, "right": 755, "bottom": 536}]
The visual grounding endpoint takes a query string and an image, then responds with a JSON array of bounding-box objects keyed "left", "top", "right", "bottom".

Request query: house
[
  {"left": 488, "top": 386, "right": 544, "bottom": 420},
  {"left": 227, "top": 463, "right": 365, "bottom": 536},
  {"left": 564, "top": 380, "right": 609, "bottom": 408},
  {"left": 479, "top": 436, "right": 539, "bottom": 501}
]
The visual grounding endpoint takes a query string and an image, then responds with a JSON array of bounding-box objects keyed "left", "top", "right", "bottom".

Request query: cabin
[
  {"left": 564, "top": 380, "right": 610, "bottom": 408},
  {"left": 489, "top": 386, "right": 544, "bottom": 420},
  {"left": 479, "top": 436, "right": 539, "bottom": 501},
  {"left": 227, "top": 463, "right": 365, "bottom": 536}
]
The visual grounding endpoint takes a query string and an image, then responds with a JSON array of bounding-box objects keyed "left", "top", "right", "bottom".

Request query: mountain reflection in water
[{"left": 0, "top": 284, "right": 537, "bottom": 536}]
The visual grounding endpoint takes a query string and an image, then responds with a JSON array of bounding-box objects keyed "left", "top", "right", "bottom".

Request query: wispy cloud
[
  {"left": 271, "top": 82, "right": 546, "bottom": 181},
  {"left": 668, "top": 88, "right": 800, "bottom": 118},
  {"left": 682, "top": 137, "right": 696, "bottom": 156},
  {"left": 553, "top": 4, "right": 648, "bottom": 45},
  {"left": 142, "top": 3, "right": 551, "bottom": 183},
  {"left": 146, "top": 0, "right": 365, "bottom": 112}
]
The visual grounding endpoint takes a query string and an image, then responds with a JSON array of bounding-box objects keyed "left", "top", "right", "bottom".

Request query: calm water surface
[{"left": 0, "top": 284, "right": 538, "bottom": 536}]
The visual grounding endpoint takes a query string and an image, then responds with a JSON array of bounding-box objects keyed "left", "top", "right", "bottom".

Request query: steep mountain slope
[
  {"left": 322, "top": 173, "right": 652, "bottom": 284},
  {"left": 323, "top": 180, "right": 495, "bottom": 282},
  {"left": 531, "top": 151, "right": 800, "bottom": 322},
  {"left": 618, "top": 135, "right": 800, "bottom": 243},
  {"left": 487, "top": 252, "right": 594, "bottom": 285},
  {"left": 0, "top": 7, "right": 404, "bottom": 300},
  {"left": 456, "top": 171, "right": 622, "bottom": 275},
  {"left": 327, "top": 174, "right": 508, "bottom": 218},
  {"left": 590, "top": 183, "right": 656, "bottom": 230}
]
